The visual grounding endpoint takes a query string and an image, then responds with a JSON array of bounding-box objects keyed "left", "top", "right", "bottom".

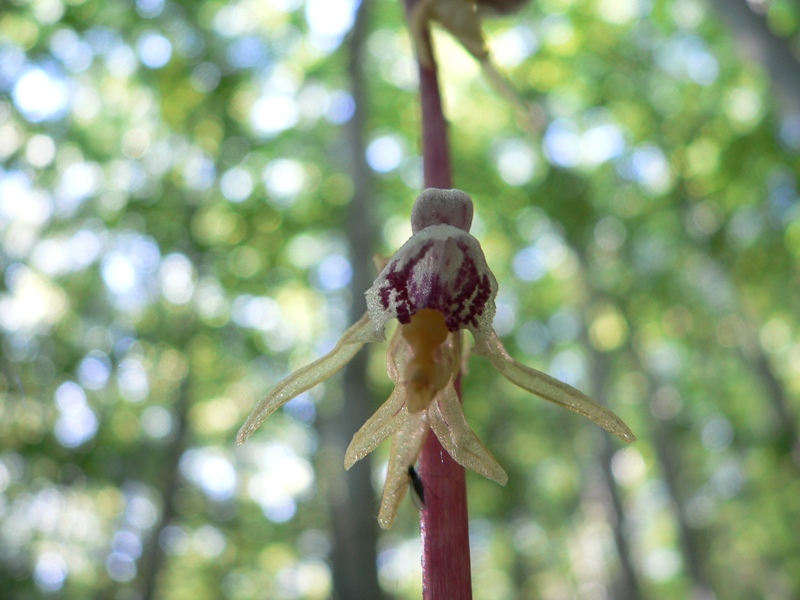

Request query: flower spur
[{"left": 237, "top": 188, "right": 635, "bottom": 528}]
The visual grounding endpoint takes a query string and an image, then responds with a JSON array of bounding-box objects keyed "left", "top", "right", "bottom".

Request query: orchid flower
[
  {"left": 409, "top": 0, "right": 537, "bottom": 131},
  {"left": 237, "top": 188, "right": 635, "bottom": 529}
]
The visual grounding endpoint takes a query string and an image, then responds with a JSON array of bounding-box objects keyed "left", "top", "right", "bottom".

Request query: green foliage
[{"left": 1, "top": 0, "right": 799, "bottom": 598}]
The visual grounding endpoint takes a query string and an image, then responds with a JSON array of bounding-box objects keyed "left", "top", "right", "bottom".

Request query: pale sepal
[
  {"left": 237, "top": 312, "right": 381, "bottom": 445},
  {"left": 377, "top": 411, "right": 429, "bottom": 529},
  {"left": 344, "top": 387, "right": 407, "bottom": 470},
  {"left": 473, "top": 330, "right": 636, "bottom": 444},
  {"left": 428, "top": 385, "right": 508, "bottom": 485}
]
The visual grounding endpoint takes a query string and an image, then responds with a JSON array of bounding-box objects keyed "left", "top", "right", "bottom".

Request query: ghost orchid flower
[{"left": 237, "top": 188, "right": 635, "bottom": 528}]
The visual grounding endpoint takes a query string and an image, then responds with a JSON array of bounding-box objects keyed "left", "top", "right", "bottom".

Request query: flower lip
[{"left": 365, "top": 224, "right": 497, "bottom": 336}]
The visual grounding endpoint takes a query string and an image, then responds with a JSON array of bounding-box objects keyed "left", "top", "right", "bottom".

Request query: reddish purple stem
[
  {"left": 418, "top": 59, "right": 453, "bottom": 189},
  {"left": 402, "top": 1, "right": 473, "bottom": 598},
  {"left": 419, "top": 377, "right": 472, "bottom": 599}
]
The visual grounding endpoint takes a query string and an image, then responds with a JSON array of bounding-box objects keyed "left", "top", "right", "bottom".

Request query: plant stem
[
  {"left": 402, "top": 2, "right": 473, "bottom": 598},
  {"left": 419, "top": 377, "right": 472, "bottom": 599},
  {"left": 417, "top": 53, "right": 453, "bottom": 189}
]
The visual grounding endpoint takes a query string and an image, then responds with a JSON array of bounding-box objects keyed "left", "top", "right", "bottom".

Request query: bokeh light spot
[
  {"left": 12, "top": 67, "right": 70, "bottom": 122},
  {"left": 25, "top": 134, "right": 56, "bottom": 167},
  {"left": 250, "top": 94, "right": 299, "bottom": 137},
  {"left": 315, "top": 255, "right": 352, "bottom": 291},
  {"left": 136, "top": 0, "right": 165, "bottom": 19},
  {"left": 326, "top": 90, "right": 355, "bottom": 124},
  {"left": 366, "top": 135, "right": 404, "bottom": 173},
  {"left": 304, "top": 0, "right": 359, "bottom": 50},
  {"left": 34, "top": 551, "right": 68, "bottom": 592},
  {"left": 512, "top": 246, "right": 547, "bottom": 282},
  {"left": 181, "top": 449, "right": 237, "bottom": 501},
  {"left": 220, "top": 167, "right": 254, "bottom": 203},
  {"left": 159, "top": 253, "right": 195, "bottom": 305},
  {"left": 137, "top": 32, "right": 172, "bottom": 68},
  {"left": 118, "top": 357, "right": 150, "bottom": 402},
  {"left": 106, "top": 552, "right": 137, "bottom": 582},
  {"left": 102, "top": 253, "right": 137, "bottom": 295},
  {"left": 54, "top": 381, "right": 98, "bottom": 448},
  {"left": 263, "top": 159, "right": 306, "bottom": 206},
  {"left": 141, "top": 405, "right": 173, "bottom": 439},
  {"left": 78, "top": 351, "right": 111, "bottom": 390},
  {"left": 494, "top": 139, "right": 538, "bottom": 185},
  {"left": 589, "top": 306, "right": 628, "bottom": 351}
]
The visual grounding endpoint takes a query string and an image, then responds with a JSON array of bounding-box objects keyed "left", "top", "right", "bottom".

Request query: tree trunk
[{"left": 325, "top": 3, "right": 384, "bottom": 598}]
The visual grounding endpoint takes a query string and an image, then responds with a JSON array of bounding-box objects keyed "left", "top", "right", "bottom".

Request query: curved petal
[
  {"left": 474, "top": 330, "right": 636, "bottom": 444},
  {"left": 377, "top": 411, "right": 429, "bottom": 529},
  {"left": 344, "top": 387, "right": 407, "bottom": 469},
  {"left": 237, "top": 313, "right": 377, "bottom": 445},
  {"left": 428, "top": 385, "right": 508, "bottom": 485}
]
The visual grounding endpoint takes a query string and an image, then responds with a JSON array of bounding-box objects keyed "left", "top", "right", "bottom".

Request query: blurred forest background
[{"left": 2, "top": 0, "right": 800, "bottom": 598}]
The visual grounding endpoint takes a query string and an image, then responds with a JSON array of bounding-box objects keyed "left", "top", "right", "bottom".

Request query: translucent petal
[
  {"left": 377, "top": 411, "right": 429, "bottom": 529},
  {"left": 428, "top": 385, "right": 508, "bottom": 485},
  {"left": 237, "top": 313, "right": 377, "bottom": 445},
  {"left": 385, "top": 327, "right": 405, "bottom": 383},
  {"left": 344, "top": 387, "right": 407, "bottom": 469},
  {"left": 479, "top": 60, "right": 537, "bottom": 133},
  {"left": 474, "top": 330, "right": 636, "bottom": 443}
]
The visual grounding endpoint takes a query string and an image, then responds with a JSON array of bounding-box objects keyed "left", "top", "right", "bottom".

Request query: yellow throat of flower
[{"left": 401, "top": 308, "right": 451, "bottom": 413}]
